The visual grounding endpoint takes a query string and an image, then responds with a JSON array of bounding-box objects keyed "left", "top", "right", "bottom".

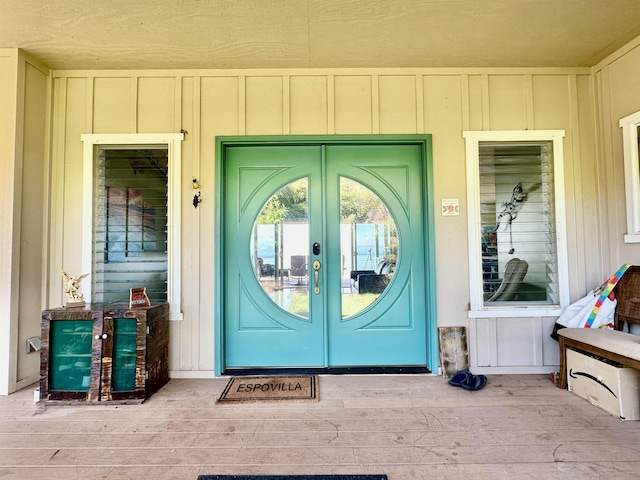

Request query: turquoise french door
[{"left": 219, "top": 137, "right": 433, "bottom": 371}]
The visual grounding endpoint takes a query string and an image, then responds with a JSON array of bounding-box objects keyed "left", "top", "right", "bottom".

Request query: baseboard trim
[
  {"left": 169, "top": 370, "right": 216, "bottom": 379},
  {"left": 469, "top": 366, "right": 558, "bottom": 375},
  {"left": 16, "top": 373, "right": 40, "bottom": 392}
]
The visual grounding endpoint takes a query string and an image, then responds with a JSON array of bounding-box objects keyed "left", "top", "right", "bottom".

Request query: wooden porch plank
[
  {"left": 0, "top": 415, "right": 628, "bottom": 435},
  {"left": 2, "top": 426, "right": 640, "bottom": 449},
  {"left": 2, "top": 442, "right": 640, "bottom": 466},
  {"left": 0, "top": 403, "right": 618, "bottom": 422}
]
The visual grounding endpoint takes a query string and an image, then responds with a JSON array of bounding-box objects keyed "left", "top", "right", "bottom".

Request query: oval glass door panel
[
  {"left": 250, "top": 178, "right": 310, "bottom": 319},
  {"left": 340, "top": 177, "right": 398, "bottom": 317}
]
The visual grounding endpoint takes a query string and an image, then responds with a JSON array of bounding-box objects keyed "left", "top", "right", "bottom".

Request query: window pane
[
  {"left": 479, "top": 142, "right": 557, "bottom": 305},
  {"left": 92, "top": 146, "right": 168, "bottom": 304},
  {"left": 49, "top": 320, "right": 93, "bottom": 391},
  {"left": 250, "top": 178, "right": 310, "bottom": 318},
  {"left": 112, "top": 317, "right": 137, "bottom": 391},
  {"left": 340, "top": 177, "right": 398, "bottom": 316}
]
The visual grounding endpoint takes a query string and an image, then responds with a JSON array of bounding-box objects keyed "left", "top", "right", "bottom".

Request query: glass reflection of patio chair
[
  {"left": 486, "top": 258, "right": 528, "bottom": 302},
  {"left": 290, "top": 255, "right": 308, "bottom": 284},
  {"left": 255, "top": 257, "right": 274, "bottom": 277},
  {"left": 350, "top": 260, "right": 394, "bottom": 294}
]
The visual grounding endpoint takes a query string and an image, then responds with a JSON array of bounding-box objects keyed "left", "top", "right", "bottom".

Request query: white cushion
[{"left": 558, "top": 328, "right": 640, "bottom": 362}]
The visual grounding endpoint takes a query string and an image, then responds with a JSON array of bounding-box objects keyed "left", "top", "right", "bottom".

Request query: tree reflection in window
[
  {"left": 340, "top": 177, "right": 398, "bottom": 317},
  {"left": 250, "top": 179, "right": 310, "bottom": 318}
]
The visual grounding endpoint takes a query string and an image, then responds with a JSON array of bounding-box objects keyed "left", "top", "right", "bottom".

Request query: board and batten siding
[
  {"left": 0, "top": 50, "right": 49, "bottom": 394},
  {"left": 49, "top": 68, "right": 598, "bottom": 375},
  {"left": 595, "top": 39, "right": 640, "bottom": 274}
]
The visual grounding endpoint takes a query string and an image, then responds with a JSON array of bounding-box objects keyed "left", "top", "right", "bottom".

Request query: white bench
[
  {"left": 557, "top": 328, "right": 640, "bottom": 389},
  {"left": 557, "top": 264, "right": 640, "bottom": 389}
]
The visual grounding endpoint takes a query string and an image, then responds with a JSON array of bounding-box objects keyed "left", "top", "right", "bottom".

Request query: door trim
[{"left": 214, "top": 135, "right": 436, "bottom": 376}]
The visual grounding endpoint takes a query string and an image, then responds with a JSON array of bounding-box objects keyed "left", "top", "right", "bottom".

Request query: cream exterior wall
[
  {"left": 0, "top": 49, "right": 49, "bottom": 394},
  {"left": 47, "top": 67, "right": 595, "bottom": 377},
  {"left": 4, "top": 34, "right": 640, "bottom": 389},
  {"left": 594, "top": 38, "right": 640, "bottom": 269}
]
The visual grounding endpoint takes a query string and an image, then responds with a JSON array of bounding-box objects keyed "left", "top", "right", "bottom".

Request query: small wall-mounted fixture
[
  {"left": 26, "top": 337, "right": 41, "bottom": 354},
  {"left": 192, "top": 177, "right": 202, "bottom": 208}
]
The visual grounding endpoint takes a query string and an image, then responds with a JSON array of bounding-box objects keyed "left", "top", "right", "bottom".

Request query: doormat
[
  {"left": 197, "top": 476, "right": 387, "bottom": 480},
  {"left": 216, "top": 375, "right": 318, "bottom": 403}
]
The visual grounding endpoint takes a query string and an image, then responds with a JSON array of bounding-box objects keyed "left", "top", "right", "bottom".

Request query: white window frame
[
  {"left": 619, "top": 111, "right": 640, "bottom": 243},
  {"left": 80, "top": 133, "right": 184, "bottom": 320},
  {"left": 463, "top": 130, "right": 570, "bottom": 318}
]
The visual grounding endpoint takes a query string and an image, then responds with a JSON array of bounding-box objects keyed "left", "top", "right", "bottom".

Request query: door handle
[{"left": 312, "top": 259, "right": 321, "bottom": 295}]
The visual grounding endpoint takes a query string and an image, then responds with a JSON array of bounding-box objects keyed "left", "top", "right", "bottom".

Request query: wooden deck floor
[{"left": 1, "top": 374, "right": 640, "bottom": 479}]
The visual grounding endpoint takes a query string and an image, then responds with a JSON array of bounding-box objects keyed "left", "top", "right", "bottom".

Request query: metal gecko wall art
[{"left": 495, "top": 182, "right": 540, "bottom": 254}]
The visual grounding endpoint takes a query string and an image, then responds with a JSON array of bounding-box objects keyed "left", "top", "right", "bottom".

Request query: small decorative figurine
[{"left": 61, "top": 269, "right": 89, "bottom": 307}]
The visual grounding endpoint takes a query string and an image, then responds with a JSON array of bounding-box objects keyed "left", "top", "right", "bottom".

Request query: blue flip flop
[
  {"left": 460, "top": 374, "right": 487, "bottom": 391},
  {"left": 448, "top": 369, "right": 471, "bottom": 386}
]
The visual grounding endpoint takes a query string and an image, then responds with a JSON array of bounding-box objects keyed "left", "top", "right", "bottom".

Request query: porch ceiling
[{"left": 2, "top": 0, "right": 640, "bottom": 71}]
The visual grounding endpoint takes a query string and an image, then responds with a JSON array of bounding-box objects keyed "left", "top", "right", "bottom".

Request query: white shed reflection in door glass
[{"left": 250, "top": 178, "right": 310, "bottom": 319}]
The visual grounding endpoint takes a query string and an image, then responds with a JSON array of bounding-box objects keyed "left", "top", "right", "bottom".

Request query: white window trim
[
  {"left": 80, "top": 133, "right": 184, "bottom": 320},
  {"left": 463, "top": 130, "right": 570, "bottom": 318},
  {"left": 619, "top": 111, "right": 640, "bottom": 243}
]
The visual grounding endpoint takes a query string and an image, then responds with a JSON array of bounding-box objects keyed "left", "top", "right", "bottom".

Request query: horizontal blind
[
  {"left": 92, "top": 146, "right": 169, "bottom": 304},
  {"left": 479, "top": 142, "right": 556, "bottom": 305}
]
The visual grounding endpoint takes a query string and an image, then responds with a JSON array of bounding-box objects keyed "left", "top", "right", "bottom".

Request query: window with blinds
[
  {"left": 92, "top": 145, "right": 169, "bottom": 304},
  {"left": 464, "top": 130, "right": 569, "bottom": 314},
  {"left": 479, "top": 141, "right": 557, "bottom": 305}
]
